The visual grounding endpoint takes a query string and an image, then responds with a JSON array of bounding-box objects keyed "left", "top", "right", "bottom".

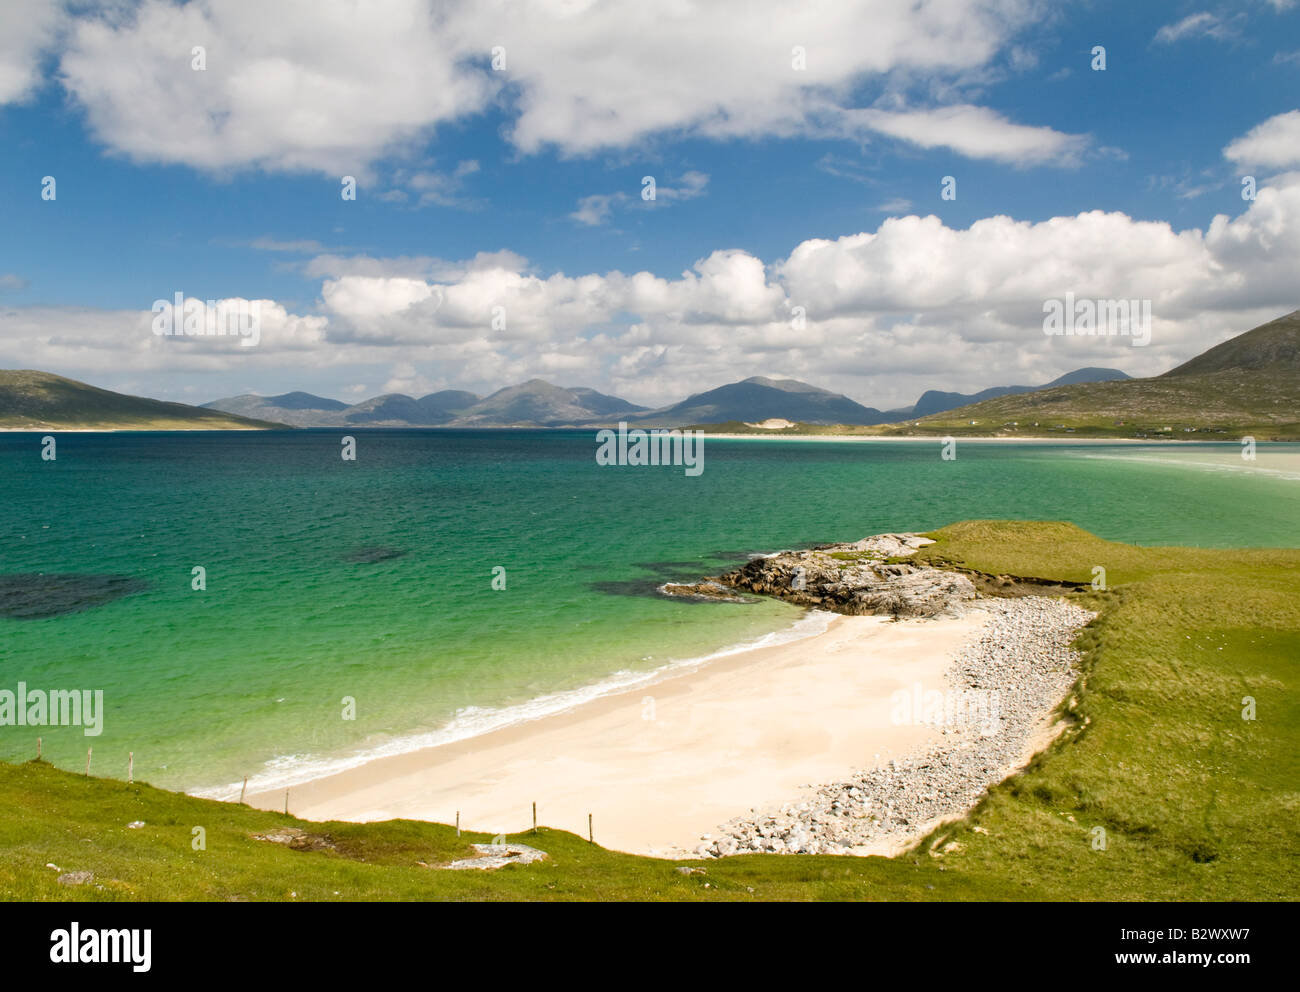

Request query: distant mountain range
[
  {"left": 901, "top": 367, "right": 1130, "bottom": 420},
  {"left": 6, "top": 310, "right": 1294, "bottom": 434},
  {"left": 207, "top": 388, "right": 483, "bottom": 427},
  {"left": 627, "top": 376, "right": 886, "bottom": 426},
  {"left": 203, "top": 379, "right": 648, "bottom": 427},
  {"left": 201, "top": 368, "right": 1128, "bottom": 429}
]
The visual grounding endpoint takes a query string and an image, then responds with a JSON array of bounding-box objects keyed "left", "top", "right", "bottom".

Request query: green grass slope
[
  {"left": 0, "top": 370, "right": 284, "bottom": 430},
  {"left": 2, "top": 521, "right": 1296, "bottom": 901},
  {"left": 1165, "top": 309, "right": 1300, "bottom": 376},
  {"left": 909, "top": 311, "right": 1300, "bottom": 439},
  {"left": 909, "top": 368, "right": 1299, "bottom": 439}
]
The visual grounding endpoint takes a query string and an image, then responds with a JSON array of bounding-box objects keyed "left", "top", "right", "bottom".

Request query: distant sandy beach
[
  {"left": 245, "top": 610, "right": 992, "bottom": 857},
  {"left": 704, "top": 433, "right": 1237, "bottom": 444}
]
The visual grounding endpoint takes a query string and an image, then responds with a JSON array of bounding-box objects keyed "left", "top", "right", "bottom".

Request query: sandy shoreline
[
  {"left": 702, "top": 433, "right": 1279, "bottom": 444},
  {"left": 245, "top": 610, "right": 993, "bottom": 856}
]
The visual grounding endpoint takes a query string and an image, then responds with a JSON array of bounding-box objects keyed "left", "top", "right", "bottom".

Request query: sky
[{"left": 0, "top": 0, "right": 1298, "bottom": 411}]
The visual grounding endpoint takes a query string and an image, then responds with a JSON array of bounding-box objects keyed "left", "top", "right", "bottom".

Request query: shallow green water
[{"left": 1, "top": 431, "right": 1296, "bottom": 794}]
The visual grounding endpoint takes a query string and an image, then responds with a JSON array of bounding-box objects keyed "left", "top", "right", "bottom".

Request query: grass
[
  {"left": 3, "top": 520, "right": 1297, "bottom": 901},
  {"left": 0, "top": 370, "right": 282, "bottom": 430}
]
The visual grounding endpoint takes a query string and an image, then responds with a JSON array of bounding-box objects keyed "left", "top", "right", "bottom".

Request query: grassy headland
[
  {"left": 2, "top": 521, "right": 1296, "bottom": 901},
  {"left": 0, "top": 370, "right": 283, "bottom": 430}
]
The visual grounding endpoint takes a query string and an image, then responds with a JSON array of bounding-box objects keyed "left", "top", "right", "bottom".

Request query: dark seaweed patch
[
  {"left": 0, "top": 573, "right": 150, "bottom": 620},
  {"left": 589, "top": 578, "right": 669, "bottom": 599},
  {"left": 343, "top": 547, "right": 408, "bottom": 564}
]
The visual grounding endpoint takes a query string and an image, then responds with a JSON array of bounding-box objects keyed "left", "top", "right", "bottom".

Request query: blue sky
[{"left": 1, "top": 0, "right": 1298, "bottom": 410}]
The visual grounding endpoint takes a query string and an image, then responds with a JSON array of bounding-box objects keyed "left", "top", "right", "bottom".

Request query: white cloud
[
  {"left": 476, "top": 0, "right": 1051, "bottom": 155},
  {"left": 816, "top": 154, "right": 877, "bottom": 184},
  {"left": 874, "top": 198, "right": 914, "bottom": 213},
  {"left": 570, "top": 193, "right": 624, "bottom": 227},
  {"left": 1224, "top": 110, "right": 1300, "bottom": 170},
  {"left": 571, "top": 172, "right": 710, "bottom": 226},
  {"left": 52, "top": 0, "right": 1081, "bottom": 173},
  {"left": 838, "top": 104, "right": 1087, "bottom": 166},
  {"left": 10, "top": 176, "right": 1300, "bottom": 410},
  {"left": 653, "top": 171, "right": 710, "bottom": 202},
  {"left": 0, "top": 0, "right": 62, "bottom": 105},
  {"left": 321, "top": 277, "right": 442, "bottom": 326},
  {"left": 1154, "top": 13, "right": 1238, "bottom": 45},
  {"left": 250, "top": 237, "right": 327, "bottom": 253},
  {"left": 59, "top": 0, "right": 491, "bottom": 175},
  {"left": 389, "top": 160, "right": 481, "bottom": 207},
  {"left": 0, "top": 299, "right": 328, "bottom": 378}
]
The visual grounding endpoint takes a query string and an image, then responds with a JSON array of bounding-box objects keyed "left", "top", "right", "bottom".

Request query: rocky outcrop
[
  {"left": 718, "top": 532, "right": 975, "bottom": 618},
  {"left": 658, "top": 580, "right": 750, "bottom": 603},
  {"left": 251, "top": 827, "right": 337, "bottom": 852},
  {"left": 442, "top": 843, "right": 550, "bottom": 870}
]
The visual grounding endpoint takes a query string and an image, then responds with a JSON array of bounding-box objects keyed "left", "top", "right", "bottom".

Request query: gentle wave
[{"left": 192, "top": 608, "right": 837, "bottom": 801}]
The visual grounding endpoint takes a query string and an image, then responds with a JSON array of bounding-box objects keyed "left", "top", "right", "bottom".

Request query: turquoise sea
[{"left": 2, "top": 431, "right": 1298, "bottom": 795}]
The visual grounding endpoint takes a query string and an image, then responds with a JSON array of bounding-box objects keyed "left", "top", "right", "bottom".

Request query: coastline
[
  {"left": 699, "top": 433, "right": 1258, "bottom": 444},
  {"left": 244, "top": 609, "right": 997, "bottom": 856}
]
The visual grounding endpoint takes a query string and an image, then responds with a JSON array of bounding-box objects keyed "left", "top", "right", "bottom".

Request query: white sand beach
[{"left": 245, "top": 610, "right": 994, "bottom": 856}]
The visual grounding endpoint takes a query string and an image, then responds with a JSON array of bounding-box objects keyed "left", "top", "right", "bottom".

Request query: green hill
[
  {"left": 0, "top": 370, "right": 284, "bottom": 430},
  {"left": 1164, "top": 309, "right": 1300, "bottom": 376},
  {"left": 908, "top": 311, "right": 1300, "bottom": 439}
]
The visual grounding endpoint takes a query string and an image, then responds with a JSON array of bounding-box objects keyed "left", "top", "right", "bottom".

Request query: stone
[{"left": 442, "top": 843, "right": 550, "bottom": 871}]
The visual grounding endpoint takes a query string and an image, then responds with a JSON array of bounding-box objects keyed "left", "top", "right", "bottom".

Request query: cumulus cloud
[
  {"left": 477, "top": 0, "right": 1052, "bottom": 155},
  {"left": 307, "top": 172, "right": 1300, "bottom": 405},
  {"left": 0, "top": 0, "right": 62, "bottom": 105},
  {"left": 0, "top": 299, "right": 328, "bottom": 375},
  {"left": 8, "top": 175, "right": 1300, "bottom": 410},
  {"left": 58, "top": 0, "right": 491, "bottom": 175},
  {"left": 50, "top": 0, "right": 1081, "bottom": 173},
  {"left": 1224, "top": 110, "right": 1300, "bottom": 170}
]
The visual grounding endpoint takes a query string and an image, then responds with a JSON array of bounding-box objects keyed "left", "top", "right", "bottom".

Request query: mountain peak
[
  {"left": 634, "top": 376, "right": 884, "bottom": 426},
  {"left": 265, "top": 391, "right": 348, "bottom": 411},
  {"left": 1163, "top": 310, "right": 1300, "bottom": 377}
]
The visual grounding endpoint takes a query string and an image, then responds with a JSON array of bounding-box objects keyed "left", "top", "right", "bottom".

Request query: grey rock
[{"left": 443, "top": 843, "right": 549, "bottom": 871}]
